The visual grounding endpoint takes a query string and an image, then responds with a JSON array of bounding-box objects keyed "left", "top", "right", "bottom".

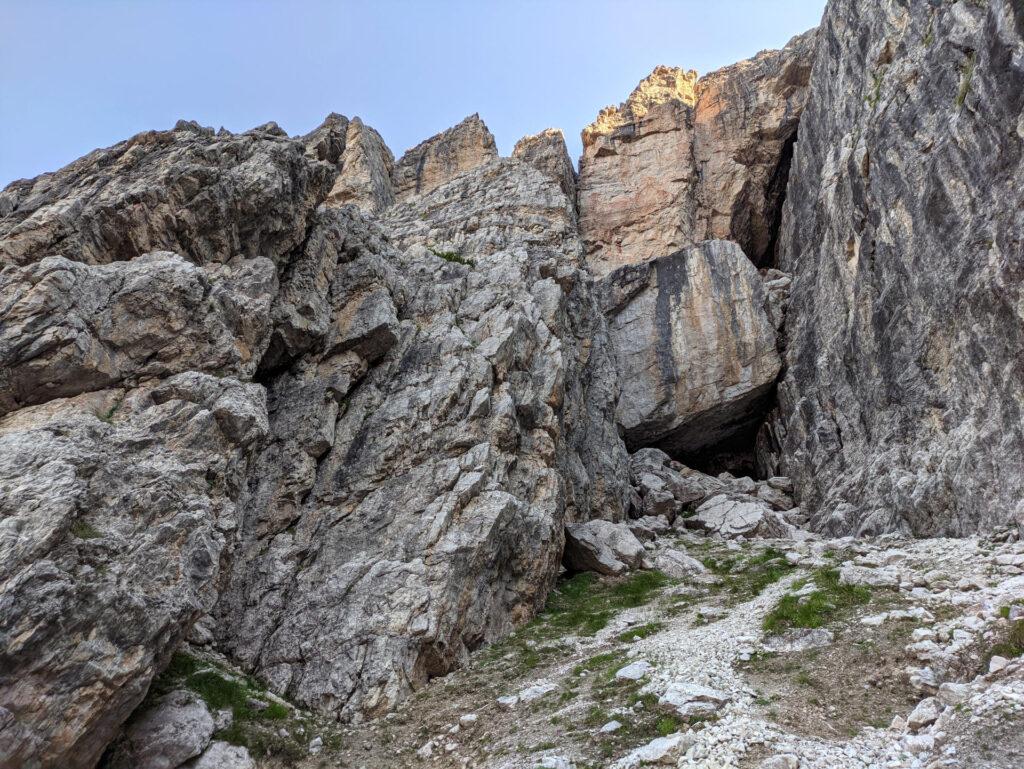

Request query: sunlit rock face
[
  {"left": 768, "top": 0, "right": 1024, "bottom": 537},
  {"left": 391, "top": 113, "right": 498, "bottom": 201},
  {"left": 578, "top": 31, "right": 816, "bottom": 276},
  {"left": 512, "top": 128, "right": 578, "bottom": 207}
]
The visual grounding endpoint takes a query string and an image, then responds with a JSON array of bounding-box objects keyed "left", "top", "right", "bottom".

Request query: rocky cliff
[
  {"left": 578, "top": 30, "right": 815, "bottom": 276},
  {"left": 1, "top": 3, "right": 1022, "bottom": 767},
  {"left": 768, "top": 0, "right": 1024, "bottom": 537}
]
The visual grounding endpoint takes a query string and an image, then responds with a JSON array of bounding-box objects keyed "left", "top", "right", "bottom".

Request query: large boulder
[
  {"left": 0, "top": 252, "right": 276, "bottom": 416},
  {"left": 105, "top": 690, "right": 214, "bottom": 769},
  {"left": 769, "top": 0, "right": 1024, "bottom": 535},
  {"left": 602, "top": 240, "right": 781, "bottom": 457},
  {"left": 563, "top": 520, "right": 646, "bottom": 576},
  {"left": 577, "top": 31, "right": 816, "bottom": 276}
]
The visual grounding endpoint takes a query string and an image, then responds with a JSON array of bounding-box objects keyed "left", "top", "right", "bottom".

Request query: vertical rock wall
[{"left": 771, "top": 0, "right": 1024, "bottom": 536}]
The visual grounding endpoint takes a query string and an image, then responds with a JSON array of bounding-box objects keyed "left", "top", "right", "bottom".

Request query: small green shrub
[
  {"left": 989, "top": 620, "right": 1024, "bottom": 661},
  {"left": 70, "top": 520, "right": 103, "bottom": 539},
  {"left": 429, "top": 246, "right": 475, "bottom": 267}
]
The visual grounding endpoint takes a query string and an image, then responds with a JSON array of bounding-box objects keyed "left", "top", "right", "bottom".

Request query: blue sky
[{"left": 0, "top": 0, "right": 826, "bottom": 187}]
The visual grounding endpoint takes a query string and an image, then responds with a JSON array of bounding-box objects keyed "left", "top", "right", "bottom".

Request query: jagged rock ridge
[{"left": 0, "top": 3, "right": 1022, "bottom": 767}]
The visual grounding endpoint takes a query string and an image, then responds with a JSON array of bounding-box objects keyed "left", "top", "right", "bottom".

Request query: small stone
[
  {"left": 308, "top": 736, "right": 323, "bottom": 755},
  {"left": 459, "top": 713, "right": 478, "bottom": 726},
  {"left": 615, "top": 660, "right": 651, "bottom": 681},
  {"left": 989, "top": 655, "right": 1010, "bottom": 674},
  {"left": 907, "top": 697, "right": 941, "bottom": 731},
  {"left": 600, "top": 720, "right": 623, "bottom": 733}
]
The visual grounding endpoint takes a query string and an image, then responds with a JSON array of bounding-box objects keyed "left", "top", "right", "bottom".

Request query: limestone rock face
[
  {"left": 0, "top": 252, "right": 276, "bottom": 416},
  {"left": 0, "top": 120, "right": 334, "bottom": 267},
  {"left": 578, "top": 32, "right": 815, "bottom": 276},
  {"left": 601, "top": 240, "right": 781, "bottom": 457},
  {"left": 328, "top": 118, "right": 396, "bottom": 214},
  {"left": 384, "top": 157, "right": 578, "bottom": 258},
  {"left": 212, "top": 161, "right": 630, "bottom": 723},
  {"left": 0, "top": 375, "right": 267, "bottom": 769},
  {"left": 771, "top": 0, "right": 1024, "bottom": 536},
  {"left": 391, "top": 114, "right": 498, "bottom": 201},
  {"left": 512, "top": 129, "right": 578, "bottom": 206}
]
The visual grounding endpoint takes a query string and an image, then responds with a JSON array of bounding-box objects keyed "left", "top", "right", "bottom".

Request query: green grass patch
[
  {"left": 701, "top": 547, "right": 796, "bottom": 602},
  {"left": 763, "top": 567, "right": 871, "bottom": 635},
  {"left": 70, "top": 519, "right": 103, "bottom": 540},
  {"left": 429, "top": 246, "right": 475, "bottom": 267},
  {"left": 146, "top": 651, "right": 308, "bottom": 760},
  {"left": 655, "top": 716, "right": 680, "bottom": 736},
  {"left": 989, "top": 620, "right": 1024, "bottom": 662},
  {"left": 616, "top": 621, "right": 664, "bottom": 643}
]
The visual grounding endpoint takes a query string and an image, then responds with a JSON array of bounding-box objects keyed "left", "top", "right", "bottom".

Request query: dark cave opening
[
  {"left": 652, "top": 385, "right": 780, "bottom": 481},
  {"left": 759, "top": 129, "right": 799, "bottom": 269}
]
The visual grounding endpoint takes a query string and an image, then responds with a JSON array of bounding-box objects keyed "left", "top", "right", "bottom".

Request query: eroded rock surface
[
  {"left": 0, "top": 252, "right": 276, "bottom": 416},
  {"left": 578, "top": 31, "right": 815, "bottom": 276},
  {"left": 770, "top": 0, "right": 1024, "bottom": 536},
  {"left": 601, "top": 240, "right": 781, "bottom": 457},
  {"left": 391, "top": 114, "right": 498, "bottom": 201},
  {"left": 512, "top": 129, "right": 578, "bottom": 207},
  {"left": 0, "top": 375, "right": 266, "bottom": 769},
  {"left": 0, "top": 120, "right": 334, "bottom": 267}
]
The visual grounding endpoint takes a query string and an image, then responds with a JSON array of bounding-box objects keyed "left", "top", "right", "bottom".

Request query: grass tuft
[
  {"left": 429, "top": 246, "right": 476, "bottom": 267},
  {"left": 763, "top": 567, "right": 871, "bottom": 635}
]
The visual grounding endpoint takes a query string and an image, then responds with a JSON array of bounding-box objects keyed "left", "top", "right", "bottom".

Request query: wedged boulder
[
  {"left": 0, "top": 120, "right": 335, "bottom": 267},
  {"left": 603, "top": 241, "right": 781, "bottom": 456},
  {"left": 578, "top": 31, "right": 816, "bottom": 276},
  {"left": 0, "top": 374, "right": 267, "bottom": 769},
  {"left": 512, "top": 128, "right": 577, "bottom": 206},
  {"left": 563, "top": 520, "right": 646, "bottom": 576},
  {"left": 391, "top": 114, "right": 497, "bottom": 201},
  {"left": 770, "top": 0, "right": 1024, "bottom": 536},
  {"left": 104, "top": 690, "right": 214, "bottom": 769},
  {"left": 0, "top": 252, "right": 276, "bottom": 416}
]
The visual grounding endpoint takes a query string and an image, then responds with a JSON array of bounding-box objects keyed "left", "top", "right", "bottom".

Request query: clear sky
[{"left": 0, "top": 0, "right": 826, "bottom": 187}]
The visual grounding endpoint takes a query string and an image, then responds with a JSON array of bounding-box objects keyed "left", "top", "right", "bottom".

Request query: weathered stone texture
[
  {"left": 512, "top": 128, "right": 578, "bottom": 206},
  {"left": 0, "top": 375, "right": 266, "bottom": 769},
  {"left": 601, "top": 240, "right": 781, "bottom": 457},
  {"left": 212, "top": 161, "right": 630, "bottom": 723},
  {"left": 771, "top": 0, "right": 1024, "bottom": 536},
  {"left": 0, "top": 121, "right": 334, "bottom": 267},
  {"left": 391, "top": 114, "right": 498, "bottom": 201},
  {"left": 0, "top": 252, "right": 276, "bottom": 416},
  {"left": 578, "top": 31, "right": 815, "bottom": 276}
]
